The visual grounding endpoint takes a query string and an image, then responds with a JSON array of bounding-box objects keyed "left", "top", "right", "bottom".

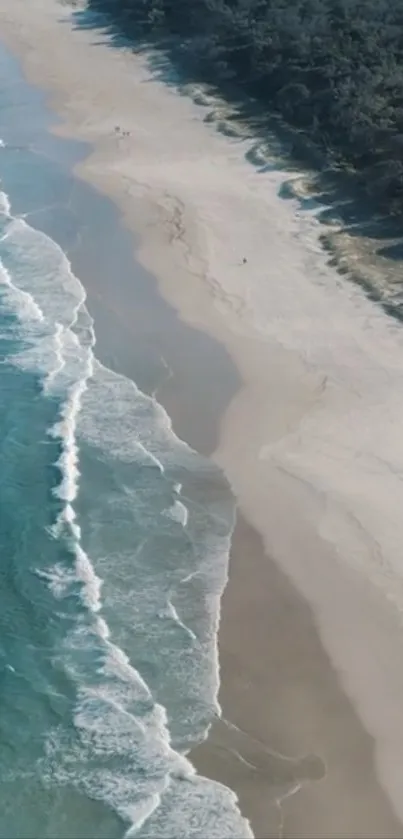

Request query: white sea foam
[
  {"left": 0, "top": 206, "right": 250, "bottom": 836},
  {"left": 0, "top": 188, "right": 11, "bottom": 216},
  {"left": 77, "top": 356, "right": 233, "bottom": 730},
  {"left": 165, "top": 599, "right": 197, "bottom": 642},
  {"left": 164, "top": 498, "right": 189, "bottom": 526},
  {"left": 164, "top": 484, "right": 189, "bottom": 526},
  {"left": 1, "top": 216, "right": 86, "bottom": 329},
  {"left": 35, "top": 563, "right": 77, "bottom": 600},
  {"left": 43, "top": 322, "right": 66, "bottom": 391},
  {"left": 0, "top": 256, "right": 43, "bottom": 321},
  {"left": 49, "top": 341, "right": 94, "bottom": 504}
]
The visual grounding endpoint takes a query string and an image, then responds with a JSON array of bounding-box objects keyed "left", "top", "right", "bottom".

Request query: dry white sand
[{"left": 3, "top": 1, "right": 403, "bottom": 834}]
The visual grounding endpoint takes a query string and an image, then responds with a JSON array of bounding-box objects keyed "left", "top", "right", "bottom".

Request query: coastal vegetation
[{"left": 88, "top": 0, "right": 403, "bottom": 216}]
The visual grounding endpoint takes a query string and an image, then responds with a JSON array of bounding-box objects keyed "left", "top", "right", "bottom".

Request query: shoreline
[{"left": 3, "top": 2, "right": 403, "bottom": 836}]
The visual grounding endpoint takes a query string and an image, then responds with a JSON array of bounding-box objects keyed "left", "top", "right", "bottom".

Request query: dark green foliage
[{"left": 88, "top": 0, "right": 403, "bottom": 215}]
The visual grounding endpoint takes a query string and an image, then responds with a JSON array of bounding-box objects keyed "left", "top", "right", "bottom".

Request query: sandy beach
[{"left": 2, "top": 1, "right": 403, "bottom": 835}]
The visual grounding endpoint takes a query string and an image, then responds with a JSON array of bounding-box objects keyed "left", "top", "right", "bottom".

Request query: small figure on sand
[
  {"left": 242, "top": 257, "right": 247, "bottom": 265},
  {"left": 114, "top": 126, "right": 131, "bottom": 138}
]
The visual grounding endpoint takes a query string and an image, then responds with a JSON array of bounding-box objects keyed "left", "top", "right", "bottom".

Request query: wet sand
[
  {"left": 2, "top": 2, "right": 403, "bottom": 836},
  {"left": 194, "top": 516, "right": 403, "bottom": 838}
]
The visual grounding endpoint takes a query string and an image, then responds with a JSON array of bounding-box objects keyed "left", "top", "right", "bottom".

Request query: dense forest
[{"left": 88, "top": 0, "right": 403, "bottom": 215}]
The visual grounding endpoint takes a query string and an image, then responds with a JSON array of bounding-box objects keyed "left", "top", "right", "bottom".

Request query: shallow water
[{"left": 0, "top": 44, "right": 251, "bottom": 838}]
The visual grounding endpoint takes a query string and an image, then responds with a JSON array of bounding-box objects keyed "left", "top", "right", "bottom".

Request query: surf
[{"left": 0, "top": 185, "right": 252, "bottom": 838}]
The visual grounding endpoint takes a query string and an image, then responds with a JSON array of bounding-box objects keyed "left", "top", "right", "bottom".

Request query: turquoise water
[{"left": 0, "top": 45, "right": 251, "bottom": 838}]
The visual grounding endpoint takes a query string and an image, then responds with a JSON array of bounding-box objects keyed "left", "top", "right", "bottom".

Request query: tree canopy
[{"left": 88, "top": 0, "right": 403, "bottom": 215}]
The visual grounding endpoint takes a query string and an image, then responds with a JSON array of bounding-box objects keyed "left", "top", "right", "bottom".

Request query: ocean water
[{"left": 0, "top": 45, "right": 251, "bottom": 838}]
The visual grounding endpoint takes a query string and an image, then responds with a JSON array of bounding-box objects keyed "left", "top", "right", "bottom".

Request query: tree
[{"left": 88, "top": 0, "right": 403, "bottom": 215}]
